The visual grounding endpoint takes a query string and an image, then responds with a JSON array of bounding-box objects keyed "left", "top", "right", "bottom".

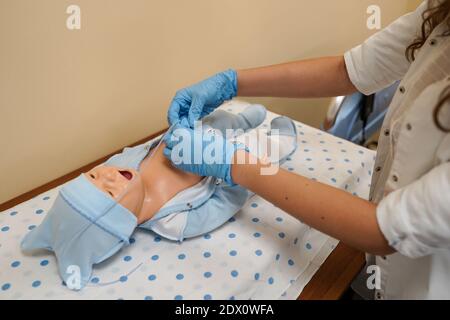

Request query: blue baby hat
[{"left": 20, "top": 174, "right": 137, "bottom": 290}]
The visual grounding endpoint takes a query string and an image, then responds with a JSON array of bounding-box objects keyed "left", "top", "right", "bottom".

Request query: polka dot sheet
[{"left": 0, "top": 100, "right": 375, "bottom": 300}]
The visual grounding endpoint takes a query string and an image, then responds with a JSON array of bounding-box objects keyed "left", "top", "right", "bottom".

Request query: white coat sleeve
[
  {"left": 344, "top": 1, "right": 428, "bottom": 95},
  {"left": 376, "top": 162, "right": 450, "bottom": 258}
]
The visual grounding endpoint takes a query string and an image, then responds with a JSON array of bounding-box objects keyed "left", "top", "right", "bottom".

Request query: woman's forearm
[
  {"left": 232, "top": 150, "right": 394, "bottom": 256},
  {"left": 237, "top": 56, "right": 357, "bottom": 98}
]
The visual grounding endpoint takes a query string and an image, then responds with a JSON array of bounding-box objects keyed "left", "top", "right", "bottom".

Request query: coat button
[
  {"left": 392, "top": 175, "right": 398, "bottom": 182},
  {"left": 384, "top": 128, "right": 390, "bottom": 136},
  {"left": 406, "top": 123, "right": 412, "bottom": 131},
  {"left": 375, "top": 166, "right": 382, "bottom": 172},
  {"left": 399, "top": 86, "right": 406, "bottom": 94},
  {"left": 430, "top": 38, "right": 437, "bottom": 46}
]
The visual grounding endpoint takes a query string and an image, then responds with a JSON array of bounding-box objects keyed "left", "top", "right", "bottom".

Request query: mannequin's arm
[
  {"left": 231, "top": 150, "right": 394, "bottom": 256},
  {"left": 237, "top": 56, "right": 357, "bottom": 98}
]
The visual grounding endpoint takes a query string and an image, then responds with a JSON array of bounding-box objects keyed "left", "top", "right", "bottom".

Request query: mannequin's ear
[{"left": 20, "top": 217, "right": 53, "bottom": 252}]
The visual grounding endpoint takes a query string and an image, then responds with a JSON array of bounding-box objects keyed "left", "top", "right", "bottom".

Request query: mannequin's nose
[{"left": 102, "top": 168, "right": 119, "bottom": 182}]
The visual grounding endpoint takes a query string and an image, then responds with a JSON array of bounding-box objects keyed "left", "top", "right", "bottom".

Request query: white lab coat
[{"left": 344, "top": 0, "right": 450, "bottom": 299}]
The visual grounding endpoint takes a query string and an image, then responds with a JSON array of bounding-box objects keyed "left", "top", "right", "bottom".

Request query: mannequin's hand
[
  {"left": 167, "top": 69, "right": 238, "bottom": 127},
  {"left": 163, "top": 124, "right": 246, "bottom": 186}
]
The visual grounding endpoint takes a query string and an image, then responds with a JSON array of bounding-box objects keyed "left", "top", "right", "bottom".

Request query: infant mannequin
[{"left": 20, "top": 104, "right": 300, "bottom": 289}]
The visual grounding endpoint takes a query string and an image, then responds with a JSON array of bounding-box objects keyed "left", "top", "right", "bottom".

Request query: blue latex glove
[
  {"left": 162, "top": 124, "right": 247, "bottom": 186},
  {"left": 167, "top": 69, "right": 238, "bottom": 127}
]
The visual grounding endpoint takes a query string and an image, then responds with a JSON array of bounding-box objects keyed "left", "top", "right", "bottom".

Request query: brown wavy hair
[{"left": 406, "top": 0, "right": 450, "bottom": 132}]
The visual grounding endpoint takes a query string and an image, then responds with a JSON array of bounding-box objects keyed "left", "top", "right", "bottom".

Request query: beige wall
[{"left": 0, "top": 0, "right": 423, "bottom": 204}]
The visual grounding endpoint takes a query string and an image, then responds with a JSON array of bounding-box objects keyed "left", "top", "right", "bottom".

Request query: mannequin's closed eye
[{"left": 89, "top": 173, "right": 95, "bottom": 179}]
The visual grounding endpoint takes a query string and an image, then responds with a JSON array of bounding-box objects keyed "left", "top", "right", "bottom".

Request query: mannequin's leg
[
  {"left": 201, "top": 104, "right": 267, "bottom": 137},
  {"left": 233, "top": 116, "right": 298, "bottom": 166}
]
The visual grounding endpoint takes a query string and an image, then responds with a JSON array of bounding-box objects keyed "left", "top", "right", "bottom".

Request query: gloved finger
[
  {"left": 164, "top": 123, "right": 193, "bottom": 149},
  {"left": 167, "top": 99, "right": 183, "bottom": 125},
  {"left": 163, "top": 146, "right": 173, "bottom": 161},
  {"left": 188, "top": 94, "right": 205, "bottom": 128}
]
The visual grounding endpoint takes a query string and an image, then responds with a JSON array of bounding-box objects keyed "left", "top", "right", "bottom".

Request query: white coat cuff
[
  {"left": 376, "top": 191, "right": 435, "bottom": 258},
  {"left": 344, "top": 49, "right": 377, "bottom": 96}
]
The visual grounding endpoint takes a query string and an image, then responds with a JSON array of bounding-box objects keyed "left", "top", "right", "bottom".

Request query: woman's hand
[
  {"left": 163, "top": 124, "right": 247, "bottom": 186},
  {"left": 167, "top": 69, "right": 238, "bottom": 127}
]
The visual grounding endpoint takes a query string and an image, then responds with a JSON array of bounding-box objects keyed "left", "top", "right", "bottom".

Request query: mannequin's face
[{"left": 84, "top": 165, "right": 145, "bottom": 217}]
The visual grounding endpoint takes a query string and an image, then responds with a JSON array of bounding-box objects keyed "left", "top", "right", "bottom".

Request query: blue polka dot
[
  {"left": 153, "top": 236, "right": 161, "bottom": 242},
  {"left": 130, "top": 237, "right": 136, "bottom": 244},
  {"left": 331, "top": 178, "right": 337, "bottom": 183},
  {"left": 43, "top": 196, "right": 51, "bottom": 200},
  {"left": 28, "top": 225, "right": 36, "bottom": 230},
  {"left": 294, "top": 238, "right": 298, "bottom": 245},
  {"left": 251, "top": 203, "right": 258, "bottom": 208},
  {"left": 203, "top": 234, "right": 211, "bottom": 240},
  {"left": 254, "top": 273, "right": 260, "bottom": 280},
  {"left": 347, "top": 170, "right": 353, "bottom": 174},
  {"left": 123, "top": 256, "right": 132, "bottom": 262},
  {"left": 288, "top": 259, "right": 295, "bottom": 266},
  {"left": 178, "top": 253, "right": 186, "bottom": 260},
  {"left": 358, "top": 150, "right": 364, "bottom": 154},
  {"left": 278, "top": 232, "right": 286, "bottom": 239},
  {"left": 204, "top": 272, "right": 212, "bottom": 278},
  {"left": 255, "top": 249, "right": 263, "bottom": 256},
  {"left": 345, "top": 184, "right": 349, "bottom": 190},
  {"left": 301, "top": 140, "right": 307, "bottom": 144},
  {"left": 40, "top": 260, "right": 49, "bottom": 266},
  {"left": 91, "top": 277, "right": 100, "bottom": 283},
  {"left": 1, "top": 226, "right": 10, "bottom": 232},
  {"left": 204, "top": 294, "right": 212, "bottom": 300},
  {"left": 341, "top": 149, "right": 347, "bottom": 153},
  {"left": 9, "top": 211, "right": 18, "bottom": 216},
  {"left": 231, "top": 270, "right": 239, "bottom": 278},
  {"left": 253, "top": 232, "right": 261, "bottom": 238},
  {"left": 252, "top": 217, "right": 259, "bottom": 223},
  {"left": 148, "top": 274, "right": 157, "bottom": 281},
  {"left": 35, "top": 209, "right": 44, "bottom": 215},
  {"left": 306, "top": 243, "right": 312, "bottom": 250},
  {"left": 328, "top": 167, "right": 335, "bottom": 170},
  {"left": 119, "top": 276, "right": 128, "bottom": 282},
  {"left": 306, "top": 158, "right": 312, "bottom": 161},
  {"left": 308, "top": 167, "right": 314, "bottom": 171},
  {"left": 268, "top": 277, "right": 274, "bottom": 285},
  {"left": 2, "top": 283, "right": 11, "bottom": 291},
  {"left": 174, "top": 295, "right": 183, "bottom": 300},
  {"left": 344, "top": 159, "right": 350, "bottom": 163},
  {"left": 144, "top": 296, "right": 153, "bottom": 300},
  {"left": 326, "top": 158, "right": 332, "bottom": 161},
  {"left": 229, "top": 250, "right": 237, "bottom": 256},
  {"left": 276, "top": 217, "right": 283, "bottom": 222},
  {"left": 286, "top": 157, "right": 292, "bottom": 161},
  {"left": 228, "top": 233, "right": 236, "bottom": 239},
  {"left": 151, "top": 255, "right": 159, "bottom": 261},
  {"left": 229, "top": 296, "right": 235, "bottom": 300},
  {"left": 304, "top": 149, "right": 309, "bottom": 152},
  {"left": 176, "top": 273, "right": 184, "bottom": 280},
  {"left": 32, "top": 280, "right": 41, "bottom": 288},
  {"left": 11, "top": 261, "right": 20, "bottom": 268},
  {"left": 276, "top": 254, "right": 281, "bottom": 261},
  {"left": 322, "top": 149, "right": 328, "bottom": 153},
  {"left": 203, "top": 252, "right": 211, "bottom": 258},
  {"left": 228, "top": 217, "right": 236, "bottom": 223}
]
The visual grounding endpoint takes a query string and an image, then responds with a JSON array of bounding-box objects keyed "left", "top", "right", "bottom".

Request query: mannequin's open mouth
[{"left": 119, "top": 170, "right": 133, "bottom": 180}]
